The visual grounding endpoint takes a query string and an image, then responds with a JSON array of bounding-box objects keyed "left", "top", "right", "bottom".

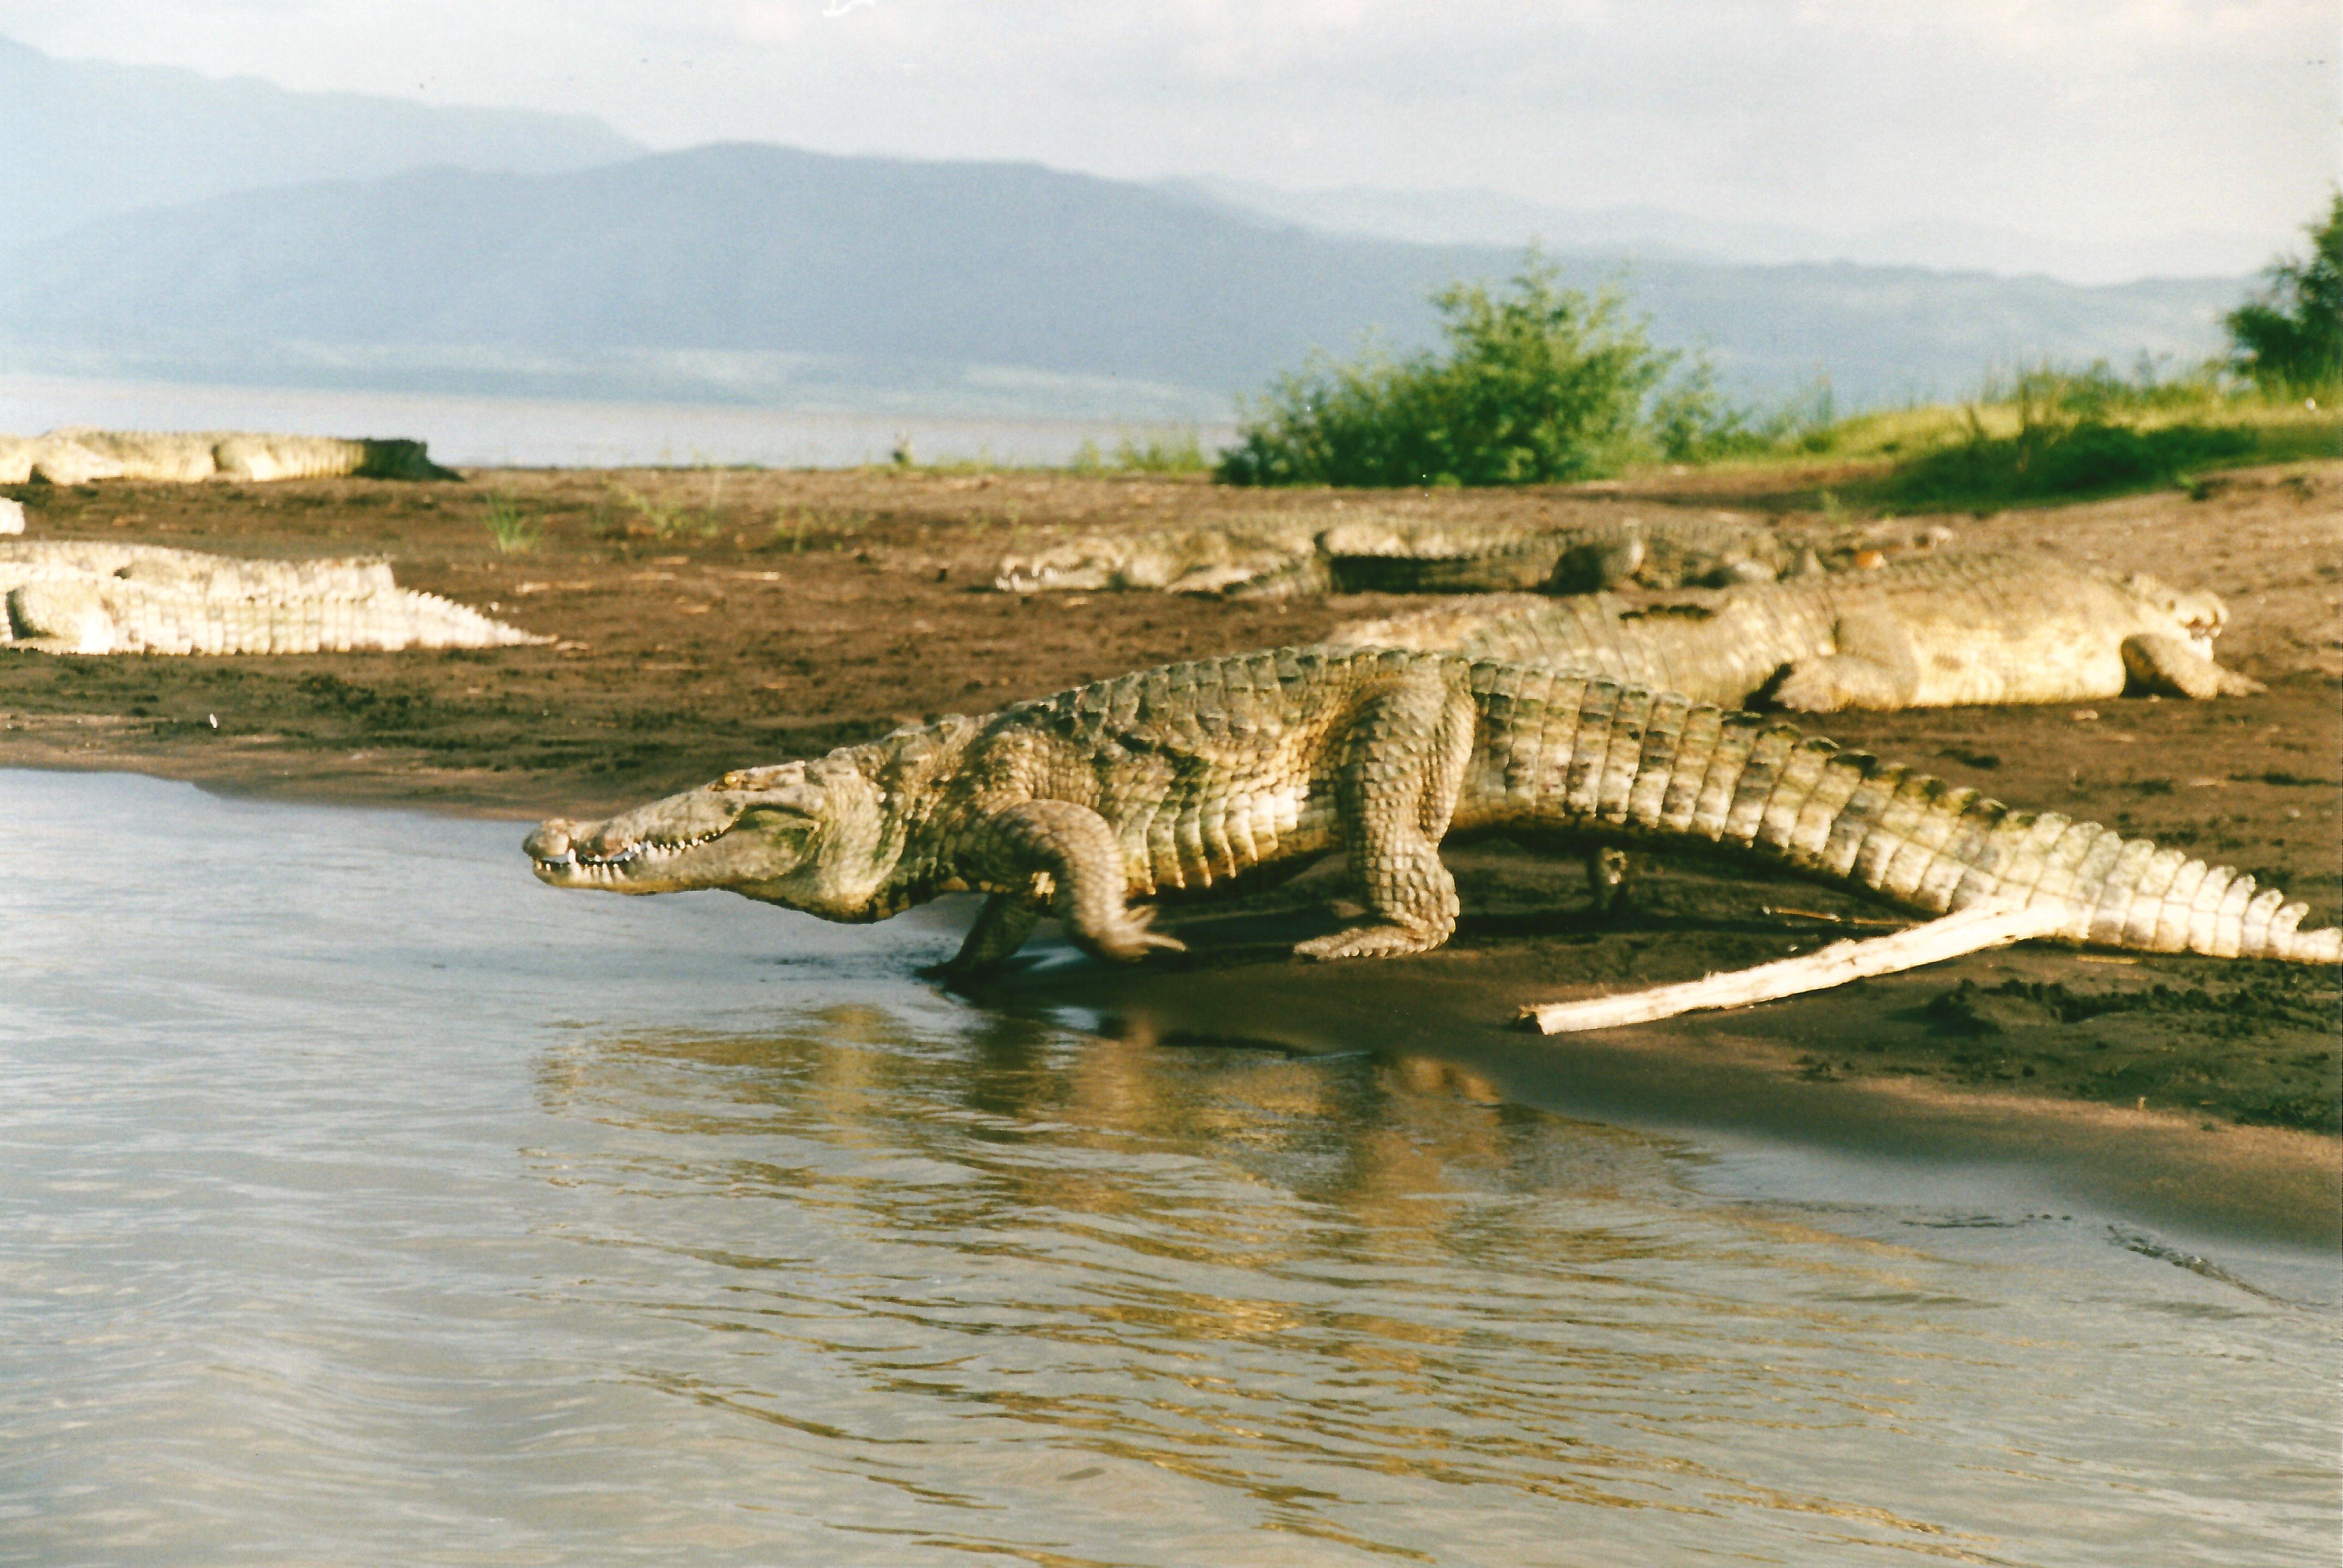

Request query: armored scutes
[
  {"left": 0, "top": 429, "right": 456, "bottom": 485},
  {"left": 527, "top": 649, "right": 2338, "bottom": 973},
  {"left": 1335, "top": 554, "right": 2261, "bottom": 711},
  {"left": 0, "top": 541, "right": 543, "bottom": 655},
  {"left": 993, "top": 513, "right": 1945, "bottom": 598}
]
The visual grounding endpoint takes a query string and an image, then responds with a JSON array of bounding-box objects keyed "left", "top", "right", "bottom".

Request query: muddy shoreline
[{"left": 5, "top": 459, "right": 2337, "bottom": 1231}]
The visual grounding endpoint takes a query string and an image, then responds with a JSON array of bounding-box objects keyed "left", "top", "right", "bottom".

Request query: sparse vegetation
[
  {"left": 1071, "top": 429, "right": 1211, "bottom": 476},
  {"left": 1696, "top": 361, "right": 2337, "bottom": 512},
  {"left": 767, "top": 507, "right": 872, "bottom": 552},
  {"left": 1208, "top": 219, "right": 2340, "bottom": 505},
  {"left": 610, "top": 481, "right": 719, "bottom": 539},
  {"left": 1217, "top": 253, "right": 1749, "bottom": 487}
]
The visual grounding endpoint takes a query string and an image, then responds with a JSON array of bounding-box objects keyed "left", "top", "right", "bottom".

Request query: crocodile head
[
  {"left": 993, "top": 540, "right": 1121, "bottom": 593},
  {"left": 525, "top": 756, "right": 895, "bottom": 921},
  {"left": 2122, "top": 573, "right": 2229, "bottom": 652}
]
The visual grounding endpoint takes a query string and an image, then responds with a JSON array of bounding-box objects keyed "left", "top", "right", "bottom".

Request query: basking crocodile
[
  {"left": 995, "top": 514, "right": 1327, "bottom": 595},
  {"left": 1333, "top": 554, "right": 2260, "bottom": 711},
  {"left": 525, "top": 647, "right": 2337, "bottom": 972},
  {"left": 994, "top": 513, "right": 1946, "bottom": 598},
  {"left": 0, "top": 430, "right": 456, "bottom": 485},
  {"left": 0, "top": 542, "right": 543, "bottom": 655}
]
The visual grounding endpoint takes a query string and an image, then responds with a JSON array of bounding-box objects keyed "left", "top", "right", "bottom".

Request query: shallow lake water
[
  {"left": 0, "top": 373, "right": 1235, "bottom": 470},
  {"left": 3, "top": 769, "right": 2336, "bottom": 1566}
]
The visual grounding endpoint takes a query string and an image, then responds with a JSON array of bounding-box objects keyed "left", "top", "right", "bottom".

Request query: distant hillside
[
  {"left": 0, "top": 142, "right": 2246, "bottom": 418},
  {"left": 1164, "top": 176, "right": 2275, "bottom": 286},
  {"left": 0, "top": 34, "right": 640, "bottom": 242}
]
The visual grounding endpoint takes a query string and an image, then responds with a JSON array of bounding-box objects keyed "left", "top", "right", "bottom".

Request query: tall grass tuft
[{"left": 483, "top": 494, "right": 541, "bottom": 555}]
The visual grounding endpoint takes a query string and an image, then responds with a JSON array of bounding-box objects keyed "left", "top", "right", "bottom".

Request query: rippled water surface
[{"left": 4, "top": 770, "right": 2336, "bottom": 1566}]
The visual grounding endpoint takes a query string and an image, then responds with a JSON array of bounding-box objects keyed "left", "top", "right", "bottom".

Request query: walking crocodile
[
  {"left": 993, "top": 513, "right": 1946, "bottom": 598},
  {"left": 0, "top": 542, "right": 543, "bottom": 654},
  {"left": 524, "top": 647, "right": 2337, "bottom": 973},
  {"left": 1332, "top": 554, "right": 2260, "bottom": 711},
  {"left": 0, "top": 430, "right": 456, "bottom": 486}
]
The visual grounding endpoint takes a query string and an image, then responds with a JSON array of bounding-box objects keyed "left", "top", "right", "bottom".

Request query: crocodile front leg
[
  {"left": 2120, "top": 633, "right": 2266, "bottom": 698},
  {"left": 943, "top": 892, "right": 1044, "bottom": 976},
  {"left": 1770, "top": 608, "right": 1923, "bottom": 712},
  {"left": 1295, "top": 671, "right": 1476, "bottom": 961},
  {"left": 958, "top": 799, "right": 1184, "bottom": 967}
]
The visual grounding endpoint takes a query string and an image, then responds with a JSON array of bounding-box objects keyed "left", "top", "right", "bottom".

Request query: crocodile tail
[{"left": 1471, "top": 663, "right": 2341, "bottom": 964}]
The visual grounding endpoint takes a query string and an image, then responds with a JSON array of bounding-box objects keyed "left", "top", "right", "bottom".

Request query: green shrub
[
  {"left": 1218, "top": 255, "right": 1737, "bottom": 487},
  {"left": 2225, "top": 192, "right": 2341, "bottom": 394}
]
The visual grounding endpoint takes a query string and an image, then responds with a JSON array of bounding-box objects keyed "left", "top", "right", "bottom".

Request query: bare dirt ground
[{"left": 4, "top": 458, "right": 2338, "bottom": 1225}]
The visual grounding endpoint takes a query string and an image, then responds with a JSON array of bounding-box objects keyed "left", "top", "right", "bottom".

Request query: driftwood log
[{"left": 1522, "top": 900, "right": 2070, "bottom": 1034}]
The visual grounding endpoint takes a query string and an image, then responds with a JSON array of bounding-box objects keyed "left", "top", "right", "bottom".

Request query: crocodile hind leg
[
  {"left": 1296, "top": 671, "right": 1476, "bottom": 960},
  {"left": 958, "top": 798, "right": 1182, "bottom": 967},
  {"left": 941, "top": 892, "right": 1045, "bottom": 977},
  {"left": 2120, "top": 632, "right": 2266, "bottom": 698},
  {"left": 1770, "top": 608, "right": 1923, "bottom": 712},
  {"left": 6, "top": 581, "right": 124, "bottom": 654}
]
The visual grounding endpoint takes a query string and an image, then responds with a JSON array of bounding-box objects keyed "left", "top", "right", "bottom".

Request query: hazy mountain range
[
  {"left": 1161, "top": 178, "right": 2277, "bottom": 289},
  {"left": 0, "top": 36, "right": 638, "bottom": 244},
  {"left": 0, "top": 36, "right": 2259, "bottom": 422}
]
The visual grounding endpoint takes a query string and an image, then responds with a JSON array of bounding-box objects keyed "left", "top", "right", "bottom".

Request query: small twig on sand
[
  {"left": 1522, "top": 899, "right": 2070, "bottom": 1035},
  {"left": 1761, "top": 904, "right": 1906, "bottom": 929}
]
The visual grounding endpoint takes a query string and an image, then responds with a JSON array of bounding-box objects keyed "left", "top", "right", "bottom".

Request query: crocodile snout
[{"left": 525, "top": 820, "right": 575, "bottom": 863}]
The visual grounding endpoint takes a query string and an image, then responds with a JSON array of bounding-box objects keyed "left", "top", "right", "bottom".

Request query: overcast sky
[{"left": 5, "top": 1, "right": 2335, "bottom": 253}]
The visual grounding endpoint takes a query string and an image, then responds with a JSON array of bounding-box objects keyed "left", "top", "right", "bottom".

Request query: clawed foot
[
  {"left": 1074, "top": 905, "right": 1187, "bottom": 964},
  {"left": 922, "top": 952, "right": 1046, "bottom": 988},
  {"left": 1293, "top": 924, "right": 1446, "bottom": 961},
  {"left": 1769, "top": 665, "right": 1853, "bottom": 713},
  {"left": 922, "top": 956, "right": 990, "bottom": 989}
]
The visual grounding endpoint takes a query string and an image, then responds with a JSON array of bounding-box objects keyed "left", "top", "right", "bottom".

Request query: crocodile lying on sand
[
  {"left": 1333, "top": 554, "right": 2261, "bottom": 711},
  {"left": 526, "top": 648, "right": 2337, "bottom": 974},
  {"left": 0, "top": 430, "right": 456, "bottom": 485},
  {"left": 0, "top": 542, "right": 542, "bottom": 654},
  {"left": 993, "top": 513, "right": 1946, "bottom": 598}
]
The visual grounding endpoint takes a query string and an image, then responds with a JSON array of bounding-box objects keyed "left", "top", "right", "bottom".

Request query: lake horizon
[{"left": 0, "top": 371, "right": 1243, "bottom": 472}]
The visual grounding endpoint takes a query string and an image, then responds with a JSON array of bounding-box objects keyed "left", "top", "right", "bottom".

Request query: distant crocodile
[
  {"left": 993, "top": 513, "right": 1947, "bottom": 598},
  {"left": 995, "top": 514, "right": 1327, "bottom": 595},
  {"left": 525, "top": 647, "right": 2337, "bottom": 973},
  {"left": 1333, "top": 554, "right": 2261, "bottom": 711},
  {"left": 0, "top": 430, "right": 456, "bottom": 485},
  {"left": 0, "top": 542, "right": 543, "bottom": 655}
]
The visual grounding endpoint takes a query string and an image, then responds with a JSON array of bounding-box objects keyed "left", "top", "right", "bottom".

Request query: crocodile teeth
[{"left": 565, "top": 827, "right": 725, "bottom": 868}]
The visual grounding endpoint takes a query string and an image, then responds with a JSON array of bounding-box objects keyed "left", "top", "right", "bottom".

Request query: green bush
[
  {"left": 1217, "top": 255, "right": 1737, "bottom": 487},
  {"left": 2225, "top": 192, "right": 2341, "bottom": 394}
]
